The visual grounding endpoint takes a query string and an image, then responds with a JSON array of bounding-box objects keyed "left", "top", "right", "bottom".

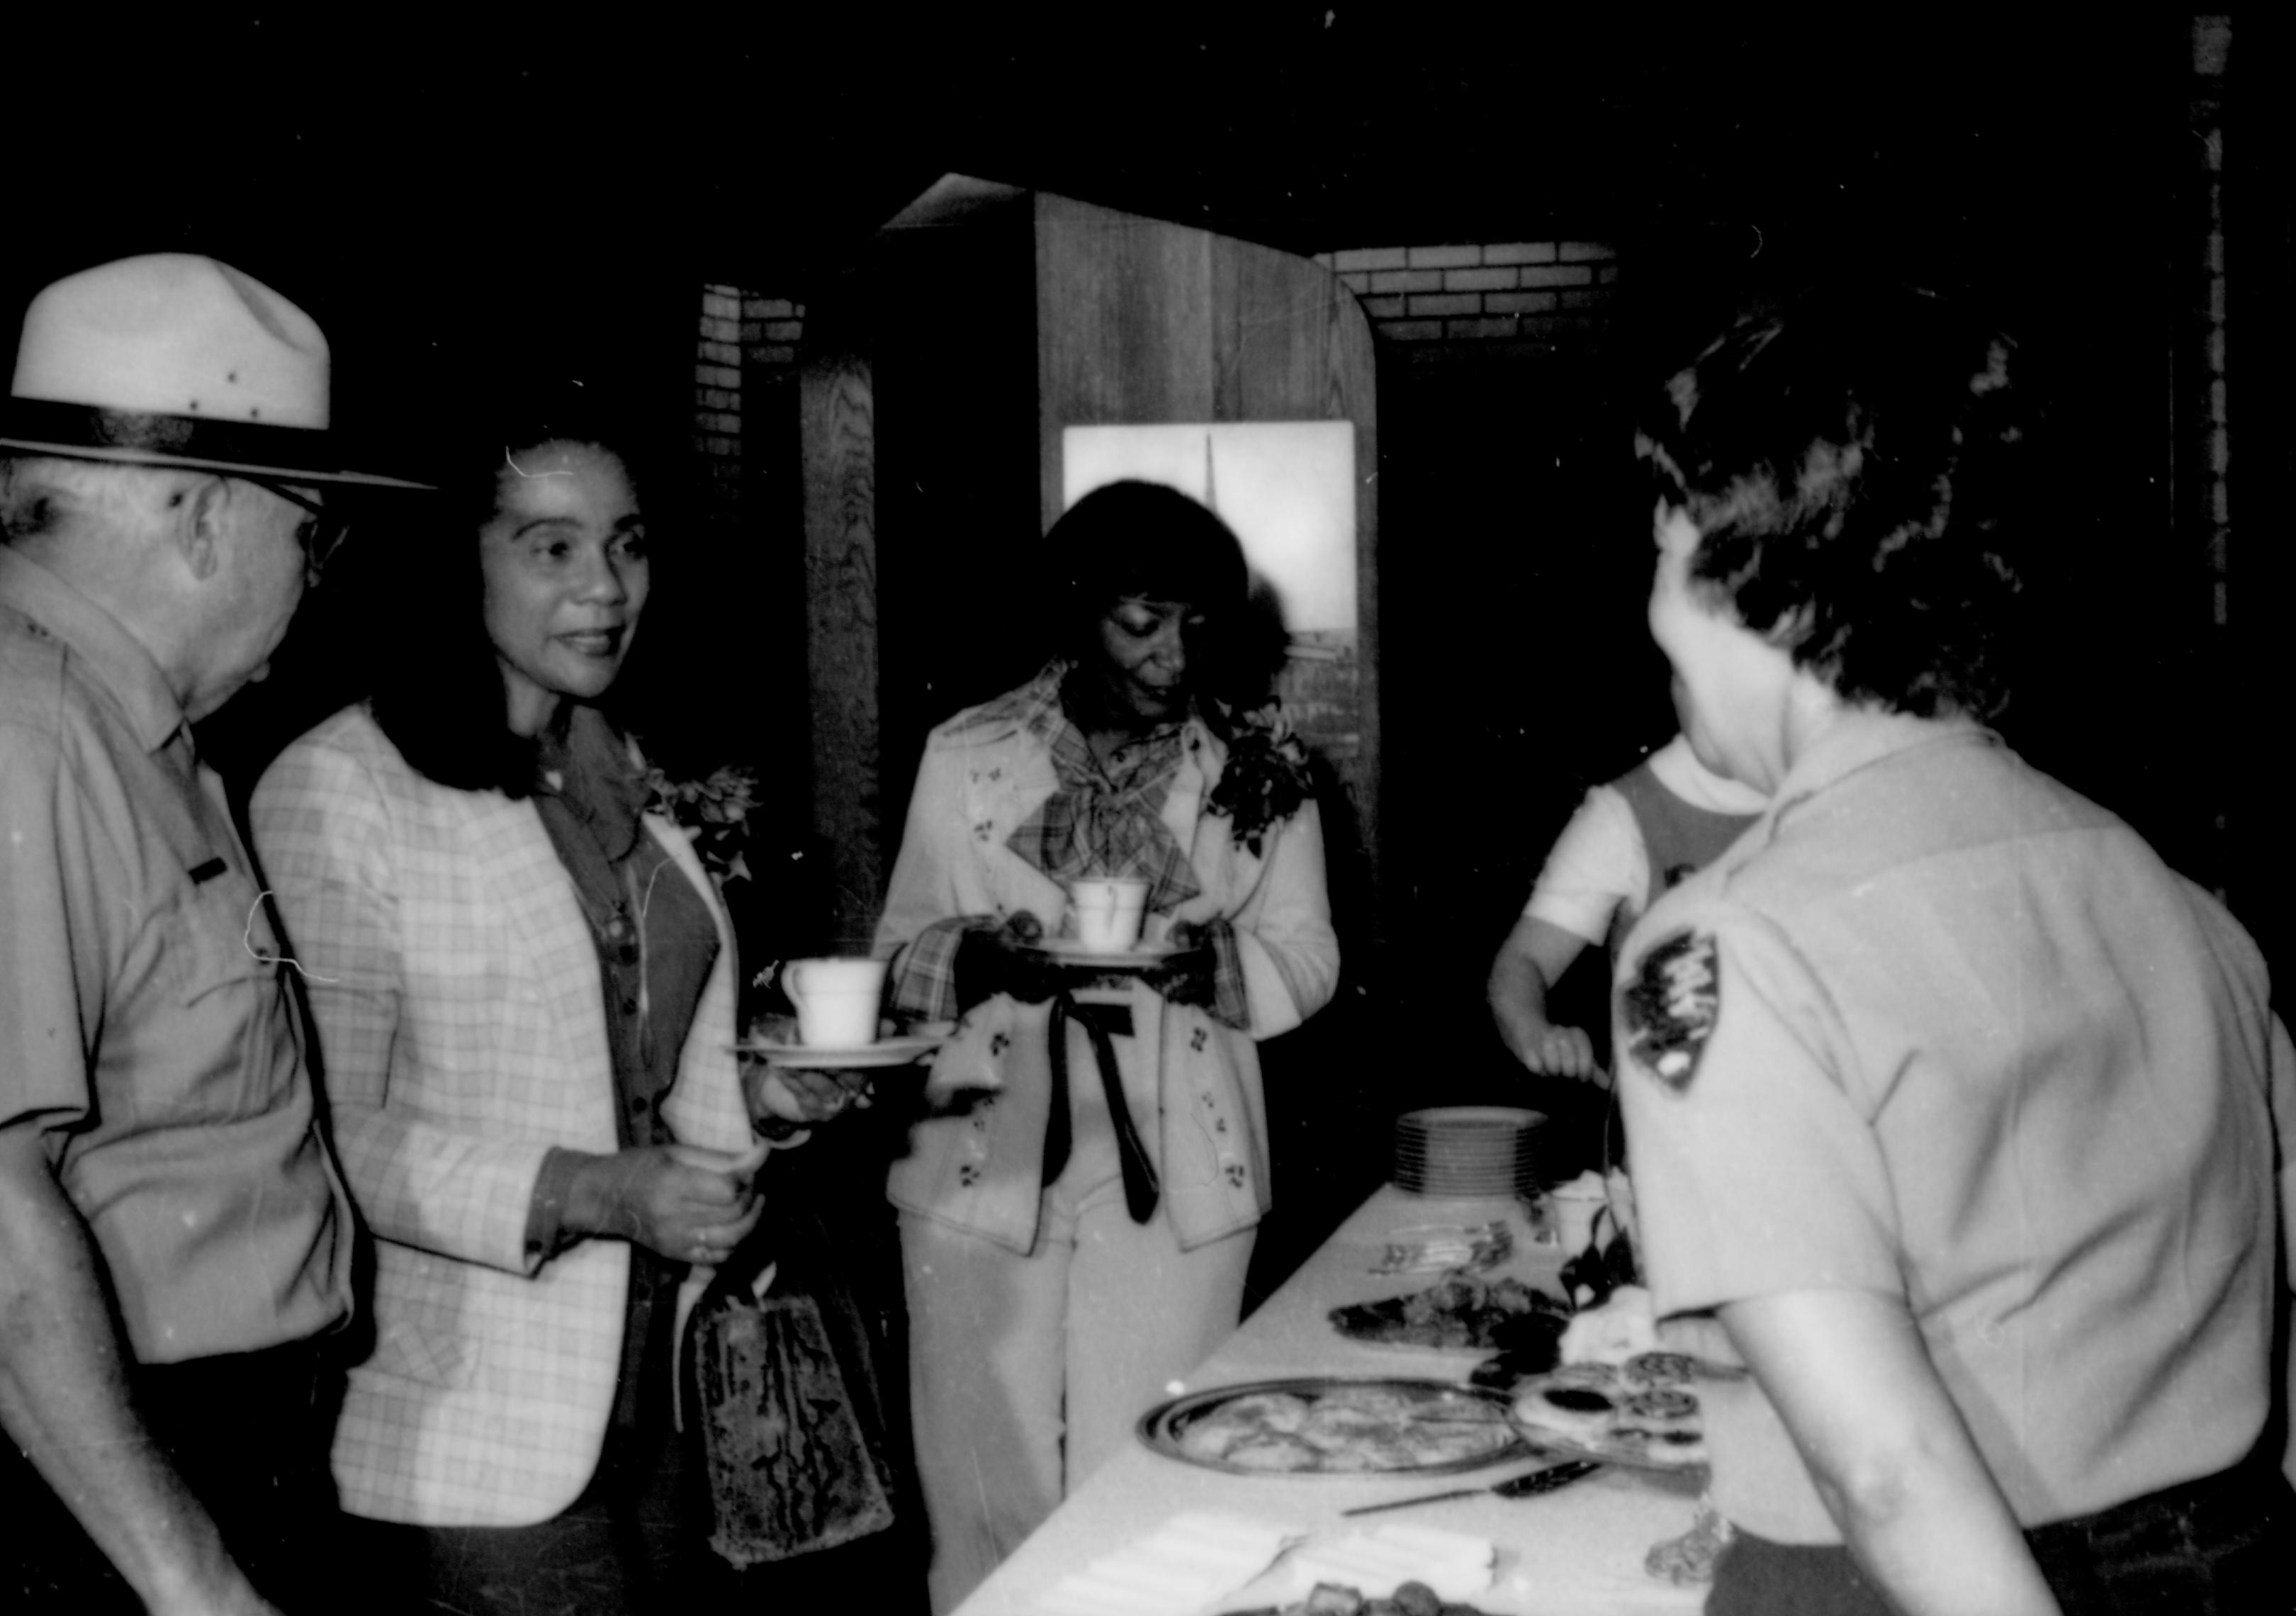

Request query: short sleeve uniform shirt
[
  {"left": 0, "top": 546, "right": 352, "bottom": 1363},
  {"left": 1615, "top": 711, "right": 2284, "bottom": 1542}
]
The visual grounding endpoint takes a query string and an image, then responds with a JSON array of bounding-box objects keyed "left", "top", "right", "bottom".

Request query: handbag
[{"left": 681, "top": 1192, "right": 901, "bottom": 1567}]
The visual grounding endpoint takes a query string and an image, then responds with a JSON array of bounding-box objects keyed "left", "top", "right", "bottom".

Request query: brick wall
[
  {"left": 2190, "top": 16, "right": 2229, "bottom": 630},
  {"left": 691, "top": 284, "right": 808, "bottom": 516},
  {"left": 694, "top": 286, "right": 742, "bottom": 495},
  {"left": 695, "top": 242, "right": 1601, "bottom": 467},
  {"left": 1314, "top": 240, "right": 1619, "bottom": 354}
]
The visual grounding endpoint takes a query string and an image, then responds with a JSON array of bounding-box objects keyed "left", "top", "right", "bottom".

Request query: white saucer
[
  {"left": 1026, "top": 936, "right": 1182, "bottom": 965},
  {"left": 731, "top": 1033, "right": 945, "bottom": 1069}
]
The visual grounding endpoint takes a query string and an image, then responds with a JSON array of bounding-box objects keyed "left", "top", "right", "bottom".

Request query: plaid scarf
[{"left": 1001, "top": 666, "right": 1203, "bottom": 917}]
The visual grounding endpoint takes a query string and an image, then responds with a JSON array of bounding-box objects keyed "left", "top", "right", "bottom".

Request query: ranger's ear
[{"left": 170, "top": 476, "right": 234, "bottom": 582}]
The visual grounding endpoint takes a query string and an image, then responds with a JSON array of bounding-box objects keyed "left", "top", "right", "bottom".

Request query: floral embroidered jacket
[{"left": 874, "top": 673, "right": 1339, "bottom": 1253}]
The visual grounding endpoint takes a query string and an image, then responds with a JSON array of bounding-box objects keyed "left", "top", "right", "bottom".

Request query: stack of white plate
[{"left": 1392, "top": 1106, "right": 1545, "bottom": 1198}]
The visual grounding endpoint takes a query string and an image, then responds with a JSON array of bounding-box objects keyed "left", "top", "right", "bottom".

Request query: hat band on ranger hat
[{"left": 0, "top": 396, "right": 430, "bottom": 489}]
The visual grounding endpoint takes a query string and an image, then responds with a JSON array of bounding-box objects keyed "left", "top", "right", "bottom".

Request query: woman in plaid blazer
[{"left": 253, "top": 427, "right": 813, "bottom": 1608}]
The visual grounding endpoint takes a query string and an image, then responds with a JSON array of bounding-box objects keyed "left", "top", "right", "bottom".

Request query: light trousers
[{"left": 900, "top": 1127, "right": 1254, "bottom": 1616}]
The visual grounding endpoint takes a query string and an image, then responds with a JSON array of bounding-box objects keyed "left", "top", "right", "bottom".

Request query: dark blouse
[{"left": 526, "top": 706, "right": 721, "bottom": 1432}]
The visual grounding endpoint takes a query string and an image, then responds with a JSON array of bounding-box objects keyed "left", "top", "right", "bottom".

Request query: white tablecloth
[{"left": 950, "top": 1186, "right": 1711, "bottom": 1616}]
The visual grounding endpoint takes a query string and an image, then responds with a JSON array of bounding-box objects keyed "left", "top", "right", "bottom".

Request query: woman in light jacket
[
  {"left": 253, "top": 417, "right": 825, "bottom": 1610},
  {"left": 874, "top": 481, "right": 1340, "bottom": 1613}
]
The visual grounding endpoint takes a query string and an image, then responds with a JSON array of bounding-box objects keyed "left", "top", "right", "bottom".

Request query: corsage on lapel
[
  {"left": 643, "top": 761, "right": 760, "bottom": 887},
  {"left": 1203, "top": 702, "right": 1313, "bottom": 857},
  {"left": 1621, "top": 928, "right": 1721, "bottom": 1090}
]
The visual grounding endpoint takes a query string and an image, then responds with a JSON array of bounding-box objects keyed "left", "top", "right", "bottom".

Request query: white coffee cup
[
  {"left": 1551, "top": 1186, "right": 1609, "bottom": 1259},
  {"left": 1068, "top": 877, "right": 1149, "bottom": 954},
  {"left": 783, "top": 957, "right": 887, "bottom": 1048}
]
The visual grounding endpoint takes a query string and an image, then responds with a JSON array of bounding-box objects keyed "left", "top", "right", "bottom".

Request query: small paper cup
[
  {"left": 1550, "top": 1190, "right": 1607, "bottom": 1259},
  {"left": 1067, "top": 877, "right": 1149, "bottom": 953}
]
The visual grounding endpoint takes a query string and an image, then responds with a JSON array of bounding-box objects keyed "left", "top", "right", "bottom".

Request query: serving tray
[{"left": 1137, "top": 1376, "right": 1534, "bottom": 1477}]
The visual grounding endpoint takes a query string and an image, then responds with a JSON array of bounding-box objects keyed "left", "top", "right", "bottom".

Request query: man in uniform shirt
[
  {"left": 1613, "top": 285, "right": 2294, "bottom": 1614},
  {"left": 0, "top": 254, "right": 421, "bottom": 1613}
]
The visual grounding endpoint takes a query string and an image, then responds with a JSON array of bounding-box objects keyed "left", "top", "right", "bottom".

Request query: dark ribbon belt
[{"left": 1040, "top": 993, "right": 1160, "bottom": 1223}]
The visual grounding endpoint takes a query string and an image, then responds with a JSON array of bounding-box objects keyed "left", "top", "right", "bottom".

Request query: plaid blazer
[{"left": 251, "top": 707, "right": 751, "bottom": 1526}]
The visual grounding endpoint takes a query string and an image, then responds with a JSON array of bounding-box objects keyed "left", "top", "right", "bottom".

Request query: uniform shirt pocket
[{"left": 142, "top": 860, "right": 302, "bottom": 1125}]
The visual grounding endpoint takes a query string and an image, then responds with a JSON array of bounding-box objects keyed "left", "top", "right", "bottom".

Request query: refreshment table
[{"left": 950, "top": 1185, "right": 1711, "bottom": 1616}]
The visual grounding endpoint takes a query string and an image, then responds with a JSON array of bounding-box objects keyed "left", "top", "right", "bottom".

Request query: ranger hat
[{"left": 0, "top": 252, "right": 426, "bottom": 488}]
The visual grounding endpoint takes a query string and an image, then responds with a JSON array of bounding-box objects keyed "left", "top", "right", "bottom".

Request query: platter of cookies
[
  {"left": 1327, "top": 1272, "right": 1569, "bottom": 1357},
  {"left": 1139, "top": 1379, "right": 1533, "bottom": 1477},
  {"left": 1505, "top": 1350, "right": 1735, "bottom": 1471}
]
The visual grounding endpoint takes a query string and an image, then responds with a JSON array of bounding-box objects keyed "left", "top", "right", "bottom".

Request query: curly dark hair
[
  {"left": 1636, "top": 284, "right": 2035, "bottom": 720},
  {"left": 1043, "top": 478, "right": 1270, "bottom": 711}
]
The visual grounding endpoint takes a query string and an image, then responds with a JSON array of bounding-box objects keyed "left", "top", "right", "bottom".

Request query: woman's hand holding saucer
[
  {"left": 956, "top": 910, "right": 1059, "bottom": 1009},
  {"left": 739, "top": 1014, "right": 877, "bottom": 1134},
  {"left": 753, "top": 1063, "right": 871, "bottom": 1126},
  {"left": 1152, "top": 919, "right": 1227, "bottom": 1009}
]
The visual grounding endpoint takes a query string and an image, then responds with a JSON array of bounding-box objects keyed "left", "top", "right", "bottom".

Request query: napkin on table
[
  {"left": 1279, "top": 1521, "right": 1495, "bottom": 1603},
  {"left": 1035, "top": 1512, "right": 1301, "bottom": 1616},
  {"left": 1033, "top": 1514, "right": 1497, "bottom": 1616}
]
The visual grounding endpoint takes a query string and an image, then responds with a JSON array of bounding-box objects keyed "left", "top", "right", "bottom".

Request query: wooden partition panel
[
  {"left": 799, "top": 187, "right": 1383, "bottom": 951},
  {"left": 799, "top": 344, "right": 885, "bottom": 943},
  {"left": 1034, "top": 193, "right": 1383, "bottom": 926}
]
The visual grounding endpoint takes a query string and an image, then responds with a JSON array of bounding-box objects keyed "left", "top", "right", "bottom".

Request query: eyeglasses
[{"left": 240, "top": 477, "right": 351, "bottom": 583}]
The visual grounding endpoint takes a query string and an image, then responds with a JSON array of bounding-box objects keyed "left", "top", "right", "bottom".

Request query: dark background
[{"left": 10, "top": 11, "right": 2290, "bottom": 1289}]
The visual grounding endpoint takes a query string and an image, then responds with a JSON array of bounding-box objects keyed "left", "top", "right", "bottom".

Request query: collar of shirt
[
  {"left": 532, "top": 703, "right": 647, "bottom": 863},
  {"left": 983, "top": 660, "right": 1206, "bottom": 914},
  {"left": 947, "top": 659, "right": 1069, "bottom": 742},
  {"left": 952, "top": 659, "right": 1199, "bottom": 762},
  {"left": 1040, "top": 668, "right": 1190, "bottom": 794},
  {"left": 1771, "top": 707, "right": 1996, "bottom": 823},
  {"left": 1646, "top": 731, "right": 1772, "bottom": 815},
  {"left": 0, "top": 544, "right": 189, "bottom": 753}
]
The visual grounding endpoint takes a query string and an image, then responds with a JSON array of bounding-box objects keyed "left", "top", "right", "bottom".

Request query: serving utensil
[{"left": 1340, "top": 1457, "right": 1602, "bottom": 1515}]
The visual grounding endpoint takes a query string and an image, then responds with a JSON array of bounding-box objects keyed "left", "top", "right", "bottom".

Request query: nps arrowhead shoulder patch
[{"left": 1621, "top": 927, "right": 1721, "bottom": 1090}]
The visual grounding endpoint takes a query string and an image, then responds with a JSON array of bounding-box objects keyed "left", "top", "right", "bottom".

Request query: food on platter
[
  {"left": 1508, "top": 1352, "right": 1710, "bottom": 1469},
  {"left": 1328, "top": 1270, "right": 1569, "bottom": 1356},
  {"left": 1495, "top": 1277, "right": 1746, "bottom": 1464},
  {"left": 1144, "top": 1380, "right": 1528, "bottom": 1476},
  {"left": 1222, "top": 1580, "right": 1500, "bottom": 1616},
  {"left": 1225, "top": 1433, "right": 1330, "bottom": 1472},
  {"left": 1371, "top": 1221, "right": 1512, "bottom": 1276},
  {"left": 1619, "top": 1350, "right": 1699, "bottom": 1388},
  {"left": 1218, "top": 1391, "right": 1315, "bottom": 1432},
  {"left": 1556, "top": 1283, "right": 1658, "bottom": 1365},
  {"left": 1543, "top": 1360, "right": 1623, "bottom": 1388}
]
